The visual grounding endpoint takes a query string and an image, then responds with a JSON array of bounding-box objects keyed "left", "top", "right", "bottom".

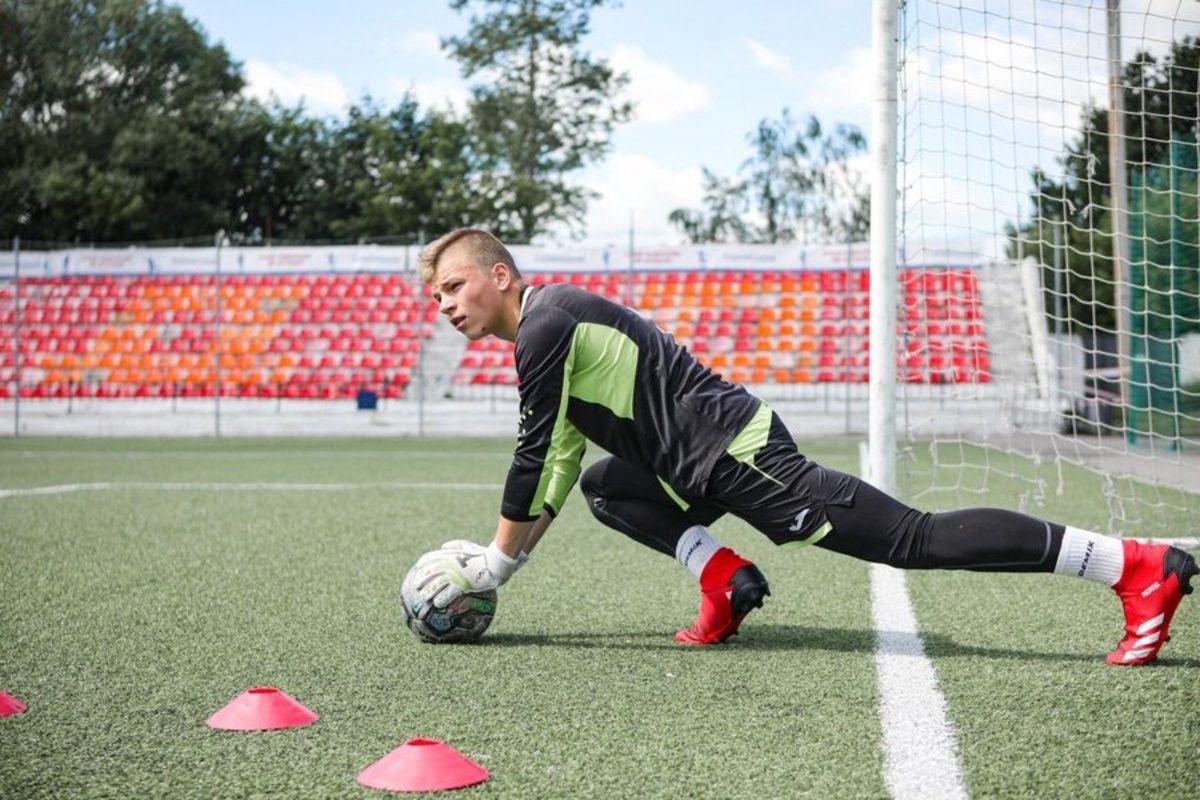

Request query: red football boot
[
  {"left": 1107, "top": 540, "right": 1197, "bottom": 666},
  {"left": 675, "top": 547, "right": 770, "bottom": 645}
]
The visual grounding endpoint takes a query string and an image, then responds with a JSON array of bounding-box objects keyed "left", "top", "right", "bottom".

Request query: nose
[{"left": 439, "top": 295, "right": 455, "bottom": 316}]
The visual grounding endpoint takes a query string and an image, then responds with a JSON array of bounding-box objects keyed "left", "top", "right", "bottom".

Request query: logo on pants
[{"left": 788, "top": 509, "right": 810, "bottom": 533}]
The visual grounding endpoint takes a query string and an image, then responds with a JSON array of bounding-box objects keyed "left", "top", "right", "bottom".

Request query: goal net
[{"left": 896, "top": 0, "right": 1199, "bottom": 535}]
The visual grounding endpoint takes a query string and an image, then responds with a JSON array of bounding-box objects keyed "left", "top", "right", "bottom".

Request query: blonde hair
[{"left": 418, "top": 228, "right": 521, "bottom": 286}]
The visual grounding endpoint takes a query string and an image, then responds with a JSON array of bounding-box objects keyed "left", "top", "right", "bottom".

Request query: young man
[{"left": 413, "top": 227, "right": 1197, "bottom": 665}]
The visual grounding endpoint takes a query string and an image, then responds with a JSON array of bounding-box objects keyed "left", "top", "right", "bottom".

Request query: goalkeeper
[{"left": 415, "top": 228, "right": 1196, "bottom": 666}]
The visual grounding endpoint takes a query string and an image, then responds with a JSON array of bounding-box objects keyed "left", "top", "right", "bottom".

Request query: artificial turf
[{"left": 0, "top": 437, "right": 1196, "bottom": 798}]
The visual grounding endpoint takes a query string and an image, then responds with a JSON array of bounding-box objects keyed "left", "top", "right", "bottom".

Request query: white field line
[
  {"left": 0, "top": 481, "right": 503, "bottom": 499},
  {"left": 860, "top": 440, "right": 968, "bottom": 800},
  {"left": 871, "top": 564, "right": 970, "bottom": 800},
  {"left": 1146, "top": 537, "right": 1200, "bottom": 548},
  {"left": 3, "top": 450, "right": 512, "bottom": 459}
]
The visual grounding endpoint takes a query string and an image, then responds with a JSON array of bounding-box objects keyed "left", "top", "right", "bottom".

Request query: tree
[
  {"left": 0, "top": 0, "right": 255, "bottom": 243},
  {"left": 670, "top": 110, "right": 870, "bottom": 245},
  {"left": 323, "top": 97, "right": 487, "bottom": 242},
  {"left": 0, "top": 0, "right": 635, "bottom": 245},
  {"left": 1007, "top": 36, "right": 1200, "bottom": 334},
  {"left": 444, "top": 0, "right": 632, "bottom": 242},
  {"left": 668, "top": 170, "right": 752, "bottom": 245},
  {"left": 226, "top": 101, "right": 335, "bottom": 244}
]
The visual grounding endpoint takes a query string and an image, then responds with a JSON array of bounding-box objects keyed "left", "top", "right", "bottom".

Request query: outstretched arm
[
  {"left": 415, "top": 507, "right": 556, "bottom": 611},
  {"left": 414, "top": 307, "right": 582, "bottom": 609},
  {"left": 494, "top": 506, "right": 556, "bottom": 560}
]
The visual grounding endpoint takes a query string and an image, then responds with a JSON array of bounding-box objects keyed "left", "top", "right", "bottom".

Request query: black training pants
[{"left": 579, "top": 412, "right": 1064, "bottom": 572}]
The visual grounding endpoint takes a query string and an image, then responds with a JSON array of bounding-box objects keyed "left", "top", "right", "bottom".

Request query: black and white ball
[{"left": 400, "top": 555, "right": 498, "bottom": 644}]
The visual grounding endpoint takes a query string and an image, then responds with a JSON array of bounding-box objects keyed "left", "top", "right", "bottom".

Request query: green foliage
[
  {"left": 226, "top": 102, "right": 335, "bottom": 243},
  {"left": 1128, "top": 148, "right": 1199, "bottom": 338},
  {"left": 671, "top": 110, "right": 869, "bottom": 245},
  {"left": 0, "top": 0, "right": 250, "bottom": 243},
  {"left": 445, "top": 0, "right": 632, "bottom": 242},
  {"left": 1008, "top": 37, "right": 1200, "bottom": 335},
  {"left": 1, "top": 0, "right": 628, "bottom": 245},
  {"left": 223, "top": 96, "right": 487, "bottom": 245},
  {"left": 323, "top": 98, "right": 487, "bottom": 243},
  {"left": 668, "top": 169, "right": 754, "bottom": 245},
  {"left": 1006, "top": 174, "right": 1119, "bottom": 332}
]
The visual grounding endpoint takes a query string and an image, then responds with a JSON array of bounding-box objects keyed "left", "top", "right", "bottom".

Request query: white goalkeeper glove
[
  {"left": 439, "top": 539, "right": 530, "bottom": 569},
  {"left": 414, "top": 540, "right": 521, "bottom": 611}
]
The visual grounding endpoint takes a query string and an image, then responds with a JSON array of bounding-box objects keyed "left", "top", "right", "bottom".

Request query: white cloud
[
  {"left": 388, "top": 76, "right": 471, "bottom": 114},
  {"left": 742, "top": 38, "right": 793, "bottom": 76},
  {"left": 578, "top": 154, "right": 705, "bottom": 245},
  {"left": 607, "top": 45, "right": 710, "bottom": 125},
  {"left": 382, "top": 28, "right": 469, "bottom": 113},
  {"left": 396, "top": 30, "right": 444, "bottom": 58},
  {"left": 804, "top": 46, "right": 874, "bottom": 116},
  {"left": 244, "top": 59, "right": 350, "bottom": 115}
]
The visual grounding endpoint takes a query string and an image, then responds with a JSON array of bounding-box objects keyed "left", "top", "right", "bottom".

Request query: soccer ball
[{"left": 400, "top": 555, "right": 498, "bottom": 644}]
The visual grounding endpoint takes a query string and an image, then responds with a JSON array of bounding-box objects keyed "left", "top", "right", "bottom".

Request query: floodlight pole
[
  {"left": 868, "top": 0, "right": 899, "bottom": 494},
  {"left": 12, "top": 236, "right": 20, "bottom": 437},
  {"left": 214, "top": 231, "right": 224, "bottom": 438},
  {"left": 1106, "top": 0, "right": 1133, "bottom": 431},
  {"left": 627, "top": 211, "right": 635, "bottom": 308}
]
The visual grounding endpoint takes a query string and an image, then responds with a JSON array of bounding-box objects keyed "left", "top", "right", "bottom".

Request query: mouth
[{"left": 450, "top": 315, "right": 466, "bottom": 331}]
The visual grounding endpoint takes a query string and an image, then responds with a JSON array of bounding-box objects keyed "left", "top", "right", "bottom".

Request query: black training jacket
[{"left": 501, "top": 283, "right": 761, "bottom": 521}]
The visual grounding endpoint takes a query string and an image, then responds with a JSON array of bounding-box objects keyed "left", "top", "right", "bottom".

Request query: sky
[
  {"left": 171, "top": 0, "right": 877, "bottom": 246},
  {"left": 172, "top": 1, "right": 1200, "bottom": 255}
]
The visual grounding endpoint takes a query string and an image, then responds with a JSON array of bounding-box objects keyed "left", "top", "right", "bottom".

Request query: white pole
[
  {"left": 12, "top": 236, "right": 20, "bottom": 437},
  {"left": 868, "top": 0, "right": 899, "bottom": 494},
  {"left": 627, "top": 211, "right": 635, "bottom": 308},
  {"left": 214, "top": 232, "right": 224, "bottom": 438}
]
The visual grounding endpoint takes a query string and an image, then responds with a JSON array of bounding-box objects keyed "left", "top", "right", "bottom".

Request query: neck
[{"left": 493, "top": 283, "right": 528, "bottom": 342}]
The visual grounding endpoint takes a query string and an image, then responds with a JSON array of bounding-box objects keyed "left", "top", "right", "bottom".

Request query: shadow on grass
[{"left": 485, "top": 624, "right": 1200, "bottom": 667}]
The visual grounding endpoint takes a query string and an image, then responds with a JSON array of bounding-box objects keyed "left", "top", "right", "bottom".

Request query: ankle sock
[
  {"left": 1052, "top": 526, "right": 1124, "bottom": 585},
  {"left": 675, "top": 525, "right": 721, "bottom": 580}
]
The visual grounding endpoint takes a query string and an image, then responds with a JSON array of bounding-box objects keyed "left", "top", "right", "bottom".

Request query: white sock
[
  {"left": 675, "top": 525, "right": 721, "bottom": 580},
  {"left": 1053, "top": 526, "right": 1125, "bottom": 585}
]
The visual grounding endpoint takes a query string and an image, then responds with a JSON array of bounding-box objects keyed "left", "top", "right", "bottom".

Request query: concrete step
[{"left": 411, "top": 321, "right": 468, "bottom": 400}]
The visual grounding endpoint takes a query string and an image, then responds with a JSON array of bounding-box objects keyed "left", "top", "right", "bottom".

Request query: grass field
[{"left": 1, "top": 437, "right": 1197, "bottom": 799}]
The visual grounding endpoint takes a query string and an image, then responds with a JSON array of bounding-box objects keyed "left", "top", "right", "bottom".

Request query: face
[{"left": 430, "top": 243, "right": 512, "bottom": 341}]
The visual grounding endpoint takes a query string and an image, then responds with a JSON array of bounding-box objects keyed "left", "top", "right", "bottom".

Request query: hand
[
  {"left": 438, "top": 539, "right": 487, "bottom": 557},
  {"left": 411, "top": 540, "right": 483, "bottom": 575},
  {"left": 442, "top": 539, "right": 530, "bottom": 569},
  {"left": 412, "top": 542, "right": 517, "bottom": 611}
]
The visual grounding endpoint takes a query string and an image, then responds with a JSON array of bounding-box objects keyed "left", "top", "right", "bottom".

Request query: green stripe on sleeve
[
  {"left": 528, "top": 340, "right": 579, "bottom": 517},
  {"left": 542, "top": 420, "right": 586, "bottom": 515}
]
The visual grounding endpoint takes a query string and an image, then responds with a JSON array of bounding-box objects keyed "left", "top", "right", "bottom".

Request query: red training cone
[
  {"left": 206, "top": 686, "right": 318, "bottom": 731},
  {"left": 0, "top": 691, "right": 26, "bottom": 717},
  {"left": 357, "top": 738, "right": 490, "bottom": 793}
]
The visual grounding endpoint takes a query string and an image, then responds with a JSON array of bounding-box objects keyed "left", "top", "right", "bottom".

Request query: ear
[{"left": 490, "top": 262, "right": 513, "bottom": 290}]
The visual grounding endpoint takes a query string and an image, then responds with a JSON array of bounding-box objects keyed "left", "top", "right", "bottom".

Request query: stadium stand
[
  {"left": 2, "top": 267, "right": 990, "bottom": 398},
  {"left": 448, "top": 268, "right": 990, "bottom": 387},
  {"left": 0, "top": 274, "right": 437, "bottom": 399}
]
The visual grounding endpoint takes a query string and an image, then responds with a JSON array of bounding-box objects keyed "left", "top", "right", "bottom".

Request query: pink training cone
[
  {"left": 206, "top": 686, "right": 318, "bottom": 731},
  {"left": 0, "top": 691, "right": 27, "bottom": 717},
  {"left": 357, "top": 738, "right": 490, "bottom": 793}
]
